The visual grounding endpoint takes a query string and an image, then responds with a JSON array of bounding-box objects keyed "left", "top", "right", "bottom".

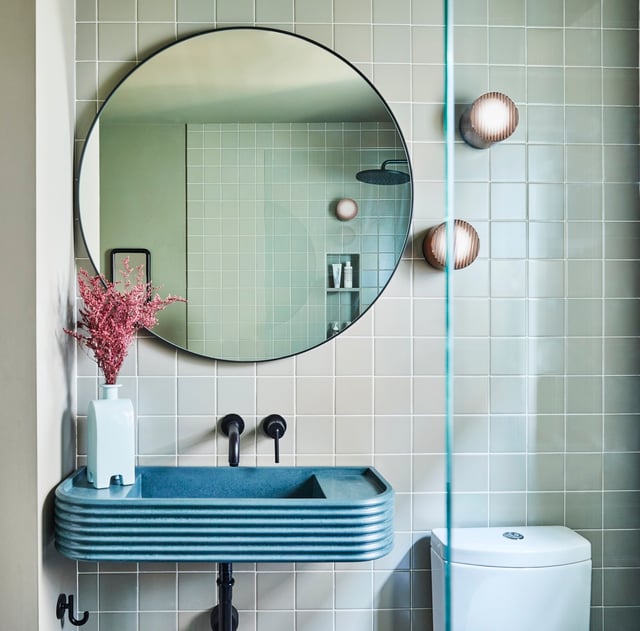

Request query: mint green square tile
[
  {"left": 529, "top": 380, "right": 565, "bottom": 416},
  {"left": 528, "top": 298, "right": 564, "bottom": 336},
  {"left": 527, "top": 0, "right": 563, "bottom": 26},
  {"left": 566, "top": 0, "right": 601, "bottom": 27},
  {"left": 566, "top": 29, "right": 602, "bottom": 67},
  {"left": 567, "top": 183, "right": 602, "bottom": 220},
  {"left": 489, "top": 0, "right": 524, "bottom": 26},
  {"left": 98, "top": 0, "right": 135, "bottom": 21},
  {"left": 529, "top": 338, "right": 564, "bottom": 375},
  {"left": 605, "top": 183, "right": 638, "bottom": 221},
  {"left": 491, "top": 183, "right": 526, "bottom": 220},
  {"left": 454, "top": 26, "right": 487, "bottom": 64},
  {"left": 603, "top": 107, "right": 639, "bottom": 145},
  {"left": 527, "top": 28, "right": 563, "bottom": 66},
  {"left": 177, "top": 0, "right": 214, "bottom": 22},
  {"left": 489, "top": 27, "right": 525, "bottom": 65},
  {"left": 604, "top": 29, "right": 638, "bottom": 68},
  {"left": 528, "top": 145, "right": 564, "bottom": 182},
  {"left": 138, "top": 23, "right": 176, "bottom": 59},
  {"left": 529, "top": 260, "right": 565, "bottom": 298},
  {"left": 139, "top": 613, "right": 178, "bottom": 631},
  {"left": 295, "top": 0, "right": 332, "bottom": 23},
  {"left": 256, "top": 0, "right": 293, "bottom": 23},
  {"left": 77, "top": 0, "right": 97, "bottom": 21},
  {"left": 567, "top": 260, "right": 602, "bottom": 298},
  {"left": 566, "top": 68, "right": 603, "bottom": 105},
  {"left": 528, "top": 454, "right": 565, "bottom": 491},
  {"left": 335, "top": 24, "right": 371, "bottom": 62},
  {"left": 490, "top": 416, "right": 526, "bottom": 452},
  {"left": 604, "top": 0, "right": 639, "bottom": 27},
  {"left": 335, "top": 0, "right": 371, "bottom": 23},
  {"left": 529, "top": 222, "right": 564, "bottom": 259},
  {"left": 567, "top": 299, "right": 602, "bottom": 336},
  {"left": 567, "top": 338, "right": 602, "bottom": 375},
  {"left": 98, "top": 23, "right": 136, "bottom": 61},
  {"left": 490, "top": 144, "right": 526, "bottom": 182},
  {"left": 604, "top": 145, "right": 638, "bottom": 182},
  {"left": 566, "top": 106, "right": 602, "bottom": 143},
  {"left": 567, "top": 376, "right": 603, "bottom": 414},
  {"left": 373, "top": 0, "right": 410, "bottom": 24},
  {"left": 527, "top": 67, "right": 564, "bottom": 104},
  {"left": 529, "top": 183, "right": 564, "bottom": 220},
  {"left": 373, "top": 25, "right": 411, "bottom": 63},
  {"left": 412, "top": 26, "right": 443, "bottom": 64},
  {"left": 491, "top": 338, "right": 526, "bottom": 375},
  {"left": 455, "top": 142, "right": 490, "bottom": 181},
  {"left": 604, "top": 68, "right": 638, "bottom": 106},
  {"left": 567, "top": 221, "right": 602, "bottom": 259},
  {"left": 454, "top": 65, "right": 490, "bottom": 99},
  {"left": 567, "top": 144, "right": 603, "bottom": 183},
  {"left": 76, "top": 23, "right": 96, "bottom": 61},
  {"left": 76, "top": 61, "right": 98, "bottom": 101},
  {"left": 490, "top": 454, "right": 526, "bottom": 492},
  {"left": 491, "top": 260, "right": 526, "bottom": 297},
  {"left": 138, "top": 0, "right": 175, "bottom": 21},
  {"left": 489, "top": 65, "right": 526, "bottom": 102},
  {"left": 491, "top": 222, "right": 526, "bottom": 258},
  {"left": 605, "top": 338, "right": 640, "bottom": 375},
  {"left": 490, "top": 299, "right": 526, "bottom": 336},
  {"left": 452, "top": 0, "right": 487, "bottom": 24},
  {"left": 605, "top": 261, "right": 639, "bottom": 298},
  {"left": 527, "top": 105, "right": 564, "bottom": 143},
  {"left": 490, "top": 376, "right": 526, "bottom": 414},
  {"left": 566, "top": 492, "right": 603, "bottom": 529},
  {"left": 605, "top": 221, "right": 640, "bottom": 260}
]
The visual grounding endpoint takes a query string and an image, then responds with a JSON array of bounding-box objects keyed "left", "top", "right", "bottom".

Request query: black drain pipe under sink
[{"left": 210, "top": 563, "right": 238, "bottom": 631}]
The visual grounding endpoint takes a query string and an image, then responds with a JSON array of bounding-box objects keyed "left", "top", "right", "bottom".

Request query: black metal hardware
[
  {"left": 210, "top": 563, "right": 239, "bottom": 631},
  {"left": 263, "top": 414, "right": 287, "bottom": 463},
  {"left": 56, "top": 594, "right": 89, "bottom": 627},
  {"left": 220, "top": 414, "right": 245, "bottom": 467}
]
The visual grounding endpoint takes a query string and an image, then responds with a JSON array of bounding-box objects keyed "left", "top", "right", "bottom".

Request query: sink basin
[{"left": 54, "top": 466, "right": 394, "bottom": 563}]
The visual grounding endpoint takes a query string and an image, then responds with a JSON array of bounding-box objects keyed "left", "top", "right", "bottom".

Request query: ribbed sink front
[{"left": 54, "top": 466, "right": 394, "bottom": 563}]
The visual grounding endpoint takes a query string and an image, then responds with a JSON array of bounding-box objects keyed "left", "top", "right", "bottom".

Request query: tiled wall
[
  {"left": 74, "top": 1, "right": 639, "bottom": 630},
  {"left": 185, "top": 121, "right": 408, "bottom": 358}
]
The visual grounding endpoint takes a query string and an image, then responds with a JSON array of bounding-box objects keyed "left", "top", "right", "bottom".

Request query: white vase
[{"left": 86, "top": 383, "right": 136, "bottom": 489}]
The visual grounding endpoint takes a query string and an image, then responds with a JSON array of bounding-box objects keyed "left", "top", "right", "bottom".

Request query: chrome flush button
[{"left": 503, "top": 531, "right": 524, "bottom": 540}]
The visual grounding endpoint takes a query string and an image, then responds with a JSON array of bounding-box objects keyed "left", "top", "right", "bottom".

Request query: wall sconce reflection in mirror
[
  {"left": 422, "top": 220, "right": 480, "bottom": 271},
  {"left": 335, "top": 197, "right": 359, "bottom": 221},
  {"left": 459, "top": 92, "right": 519, "bottom": 149},
  {"left": 110, "top": 248, "right": 151, "bottom": 285}
]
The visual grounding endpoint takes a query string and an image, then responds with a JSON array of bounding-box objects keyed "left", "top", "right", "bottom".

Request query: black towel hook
[{"left": 56, "top": 593, "right": 90, "bottom": 626}]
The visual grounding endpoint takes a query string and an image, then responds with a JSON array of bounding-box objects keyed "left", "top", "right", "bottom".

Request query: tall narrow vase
[{"left": 86, "top": 383, "right": 135, "bottom": 489}]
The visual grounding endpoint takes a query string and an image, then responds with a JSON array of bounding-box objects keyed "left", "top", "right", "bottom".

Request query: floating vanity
[{"left": 54, "top": 466, "right": 394, "bottom": 563}]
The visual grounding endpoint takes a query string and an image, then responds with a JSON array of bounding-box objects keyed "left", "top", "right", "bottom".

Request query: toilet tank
[{"left": 430, "top": 526, "right": 591, "bottom": 631}]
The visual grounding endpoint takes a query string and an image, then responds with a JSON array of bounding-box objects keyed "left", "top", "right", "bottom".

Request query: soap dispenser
[{"left": 343, "top": 260, "right": 353, "bottom": 288}]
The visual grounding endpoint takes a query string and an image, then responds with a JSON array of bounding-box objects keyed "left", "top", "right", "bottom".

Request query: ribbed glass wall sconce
[
  {"left": 422, "top": 219, "right": 480, "bottom": 270},
  {"left": 459, "top": 92, "right": 519, "bottom": 149}
]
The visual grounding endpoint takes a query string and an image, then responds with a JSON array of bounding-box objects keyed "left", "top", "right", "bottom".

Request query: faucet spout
[{"left": 220, "top": 414, "right": 245, "bottom": 467}]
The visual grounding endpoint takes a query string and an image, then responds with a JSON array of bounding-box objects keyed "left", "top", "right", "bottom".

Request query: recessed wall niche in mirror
[{"left": 77, "top": 27, "right": 412, "bottom": 361}]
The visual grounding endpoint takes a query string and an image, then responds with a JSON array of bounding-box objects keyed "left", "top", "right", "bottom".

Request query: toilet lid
[{"left": 431, "top": 526, "right": 591, "bottom": 568}]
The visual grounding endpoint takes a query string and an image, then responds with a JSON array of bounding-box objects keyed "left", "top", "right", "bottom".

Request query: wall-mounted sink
[{"left": 54, "top": 466, "right": 394, "bottom": 563}]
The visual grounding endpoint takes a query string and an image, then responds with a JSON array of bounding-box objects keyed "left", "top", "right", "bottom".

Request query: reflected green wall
[{"left": 100, "top": 123, "right": 186, "bottom": 346}]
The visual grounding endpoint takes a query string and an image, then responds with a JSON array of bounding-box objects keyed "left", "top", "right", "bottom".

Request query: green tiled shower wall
[
  {"left": 74, "top": 1, "right": 639, "bottom": 630},
  {"left": 185, "top": 122, "right": 409, "bottom": 358}
]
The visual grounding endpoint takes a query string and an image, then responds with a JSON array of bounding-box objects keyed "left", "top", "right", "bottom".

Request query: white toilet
[{"left": 430, "top": 526, "right": 591, "bottom": 631}]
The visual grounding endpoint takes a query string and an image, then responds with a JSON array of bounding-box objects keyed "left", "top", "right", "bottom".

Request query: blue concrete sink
[{"left": 54, "top": 466, "right": 394, "bottom": 563}]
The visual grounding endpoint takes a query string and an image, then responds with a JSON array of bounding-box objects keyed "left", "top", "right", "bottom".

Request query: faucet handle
[{"left": 263, "top": 414, "right": 287, "bottom": 463}]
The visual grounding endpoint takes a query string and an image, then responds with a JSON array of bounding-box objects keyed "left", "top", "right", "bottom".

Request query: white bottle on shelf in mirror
[{"left": 343, "top": 261, "right": 353, "bottom": 288}]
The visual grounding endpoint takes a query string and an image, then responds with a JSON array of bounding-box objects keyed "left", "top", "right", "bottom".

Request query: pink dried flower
[{"left": 65, "top": 258, "right": 185, "bottom": 384}]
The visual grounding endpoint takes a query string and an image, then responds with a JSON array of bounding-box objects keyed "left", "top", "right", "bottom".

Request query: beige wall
[{"left": 0, "top": 0, "right": 75, "bottom": 628}]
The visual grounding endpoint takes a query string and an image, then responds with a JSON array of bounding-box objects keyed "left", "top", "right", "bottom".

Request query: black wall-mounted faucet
[
  {"left": 263, "top": 414, "right": 287, "bottom": 463},
  {"left": 220, "top": 414, "right": 245, "bottom": 467}
]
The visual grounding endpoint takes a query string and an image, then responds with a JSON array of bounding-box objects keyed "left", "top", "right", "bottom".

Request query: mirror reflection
[{"left": 78, "top": 28, "right": 412, "bottom": 362}]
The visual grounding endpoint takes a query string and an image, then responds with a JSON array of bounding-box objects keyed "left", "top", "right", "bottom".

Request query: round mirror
[{"left": 77, "top": 27, "right": 412, "bottom": 362}]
